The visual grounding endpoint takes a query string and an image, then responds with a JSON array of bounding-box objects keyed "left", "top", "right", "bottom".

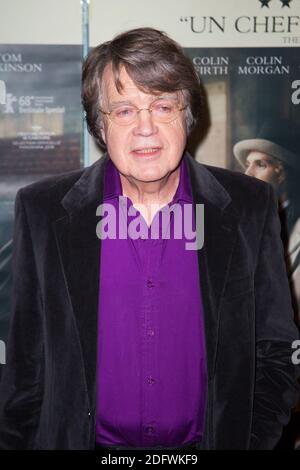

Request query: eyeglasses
[{"left": 99, "top": 98, "right": 187, "bottom": 126}]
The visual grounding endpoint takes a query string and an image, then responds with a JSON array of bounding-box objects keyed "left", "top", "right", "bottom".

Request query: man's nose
[
  {"left": 245, "top": 164, "right": 254, "bottom": 177},
  {"left": 132, "top": 109, "right": 158, "bottom": 136}
]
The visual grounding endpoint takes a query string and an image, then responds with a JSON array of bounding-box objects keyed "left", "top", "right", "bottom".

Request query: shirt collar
[{"left": 103, "top": 152, "right": 193, "bottom": 204}]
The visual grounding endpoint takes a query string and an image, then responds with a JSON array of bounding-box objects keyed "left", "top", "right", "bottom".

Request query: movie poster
[
  {"left": 0, "top": 45, "right": 82, "bottom": 368},
  {"left": 186, "top": 44, "right": 300, "bottom": 335}
]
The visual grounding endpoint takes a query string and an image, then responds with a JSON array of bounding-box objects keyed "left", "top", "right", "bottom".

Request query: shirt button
[
  {"left": 147, "top": 329, "right": 155, "bottom": 337},
  {"left": 145, "top": 425, "right": 156, "bottom": 435},
  {"left": 147, "top": 376, "right": 155, "bottom": 385},
  {"left": 147, "top": 279, "right": 154, "bottom": 288}
]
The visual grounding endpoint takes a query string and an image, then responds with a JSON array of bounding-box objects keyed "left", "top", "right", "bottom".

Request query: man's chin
[{"left": 131, "top": 172, "right": 167, "bottom": 183}]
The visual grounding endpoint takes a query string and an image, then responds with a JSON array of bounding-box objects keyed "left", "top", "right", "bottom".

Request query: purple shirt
[{"left": 95, "top": 153, "right": 207, "bottom": 448}]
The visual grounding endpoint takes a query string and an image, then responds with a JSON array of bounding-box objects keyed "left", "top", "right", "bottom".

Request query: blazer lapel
[
  {"left": 52, "top": 153, "right": 109, "bottom": 411},
  {"left": 185, "top": 153, "right": 239, "bottom": 380}
]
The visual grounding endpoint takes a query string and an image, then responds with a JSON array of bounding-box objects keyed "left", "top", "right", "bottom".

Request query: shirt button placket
[
  {"left": 145, "top": 424, "right": 156, "bottom": 436},
  {"left": 147, "top": 279, "right": 154, "bottom": 288},
  {"left": 147, "top": 376, "right": 155, "bottom": 385}
]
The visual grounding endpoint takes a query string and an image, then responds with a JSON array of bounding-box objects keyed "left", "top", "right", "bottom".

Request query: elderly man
[{"left": 0, "top": 27, "right": 299, "bottom": 451}]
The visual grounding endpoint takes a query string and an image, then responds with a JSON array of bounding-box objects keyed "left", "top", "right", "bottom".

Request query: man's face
[
  {"left": 100, "top": 65, "right": 187, "bottom": 184},
  {"left": 245, "top": 151, "right": 282, "bottom": 189}
]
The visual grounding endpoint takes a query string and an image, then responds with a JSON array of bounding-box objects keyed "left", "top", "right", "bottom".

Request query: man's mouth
[{"left": 131, "top": 147, "right": 162, "bottom": 156}]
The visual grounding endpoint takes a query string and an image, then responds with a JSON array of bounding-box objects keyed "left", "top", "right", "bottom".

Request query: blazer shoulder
[
  {"left": 14, "top": 169, "right": 85, "bottom": 223},
  {"left": 17, "top": 167, "right": 85, "bottom": 203},
  {"left": 202, "top": 163, "right": 272, "bottom": 210},
  {"left": 16, "top": 154, "right": 107, "bottom": 213}
]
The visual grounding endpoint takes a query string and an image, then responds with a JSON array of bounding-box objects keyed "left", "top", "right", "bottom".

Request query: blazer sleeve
[
  {"left": 249, "top": 184, "right": 300, "bottom": 450},
  {"left": 0, "top": 190, "right": 44, "bottom": 449}
]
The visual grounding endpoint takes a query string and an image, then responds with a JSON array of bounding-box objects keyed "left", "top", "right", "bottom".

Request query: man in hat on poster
[
  {"left": 233, "top": 120, "right": 300, "bottom": 326},
  {"left": 0, "top": 28, "right": 299, "bottom": 451}
]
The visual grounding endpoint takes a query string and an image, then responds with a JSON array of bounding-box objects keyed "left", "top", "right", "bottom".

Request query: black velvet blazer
[{"left": 0, "top": 152, "right": 299, "bottom": 450}]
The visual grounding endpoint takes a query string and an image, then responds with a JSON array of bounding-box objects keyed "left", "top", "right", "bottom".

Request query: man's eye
[
  {"left": 153, "top": 102, "right": 174, "bottom": 114},
  {"left": 257, "top": 162, "right": 267, "bottom": 168},
  {"left": 114, "top": 107, "right": 135, "bottom": 118}
]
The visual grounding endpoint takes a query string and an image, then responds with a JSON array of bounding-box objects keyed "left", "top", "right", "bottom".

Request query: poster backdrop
[
  {"left": 0, "top": 45, "right": 82, "bottom": 369},
  {"left": 0, "top": 2, "right": 299, "bottom": 445}
]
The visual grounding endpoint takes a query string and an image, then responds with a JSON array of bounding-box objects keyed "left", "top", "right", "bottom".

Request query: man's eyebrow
[
  {"left": 154, "top": 93, "right": 179, "bottom": 99},
  {"left": 109, "top": 100, "right": 134, "bottom": 109},
  {"left": 256, "top": 159, "right": 272, "bottom": 163},
  {"left": 108, "top": 93, "right": 179, "bottom": 109},
  {"left": 152, "top": 93, "right": 180, "bottom": 102}
]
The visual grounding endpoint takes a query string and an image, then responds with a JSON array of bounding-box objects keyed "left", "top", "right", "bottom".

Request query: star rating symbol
[
  {"left": 280, "top": 0, "right": 292, "bottom": 7},
  {"left": 259, "top": 0, "right": 272, "bottom": 7}
]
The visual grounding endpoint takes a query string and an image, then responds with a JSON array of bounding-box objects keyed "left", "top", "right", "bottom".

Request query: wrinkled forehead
[{"left": 100, "top": 63, "right": 180, "bottom": 105}]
